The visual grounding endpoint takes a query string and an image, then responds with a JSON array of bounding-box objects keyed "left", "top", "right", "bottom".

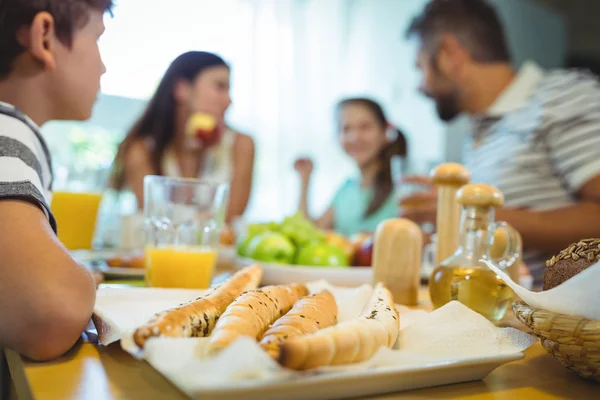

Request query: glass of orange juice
[
  {"left": 144, "top": 176, "right": 229, "bottom": 289},
  {"left": 51, "top": 166, "right": 107, "bottom": 250}
]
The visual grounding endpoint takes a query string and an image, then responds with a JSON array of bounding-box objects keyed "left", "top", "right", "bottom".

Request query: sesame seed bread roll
[
  {"left": 207, "top": 283, "right": 309, "bottom": 355},
  {"left": 278, "top": 283, "right": 399, "bottom": 370},
  {"left": 133, "top": 265, "right": 263, "bottom": 348},
  {"left": 260, "top": 290, "right": 337, "bottom": 359}
]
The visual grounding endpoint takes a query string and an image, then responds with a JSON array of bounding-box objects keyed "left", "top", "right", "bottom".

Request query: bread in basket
[{"left": 513, "top": 239, "right": 600, "bottom": 381}]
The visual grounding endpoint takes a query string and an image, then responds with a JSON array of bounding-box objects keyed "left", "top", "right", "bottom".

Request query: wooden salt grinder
[
  {"left": 431, "top": 163, "right": 471, "bottom": 266},
  {"left": 373, "top": 218, "right": 423, "bottom": 306}
]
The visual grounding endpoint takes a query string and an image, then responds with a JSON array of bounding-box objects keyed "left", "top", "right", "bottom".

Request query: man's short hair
[
  {"left": 406, "top": 0, "right": 511, "bottom": 64},
  {"left": 0, "top": 0, "right": 114, "bottom": 78}
]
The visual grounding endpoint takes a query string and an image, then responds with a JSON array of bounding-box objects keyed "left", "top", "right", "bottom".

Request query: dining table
[{"left": 4, "top": 259, "right": 599, "bottom": 400}]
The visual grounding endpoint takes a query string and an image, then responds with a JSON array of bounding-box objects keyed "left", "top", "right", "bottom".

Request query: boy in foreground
[{"left": 0, "top": 0, "right": 113, "bottom": 361}]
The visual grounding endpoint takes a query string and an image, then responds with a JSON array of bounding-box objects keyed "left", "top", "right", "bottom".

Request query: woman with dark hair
[
  {"left": 295, "top": 98, "right": 407, "bottom": 236},
  {"left": 112, "top": 51, "right": 255, "bottom": 221}
]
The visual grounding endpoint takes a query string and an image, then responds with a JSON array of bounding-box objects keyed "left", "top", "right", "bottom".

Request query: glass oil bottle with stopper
[{"left": 429, "top": 183, "right": 521, "bottom": 322}]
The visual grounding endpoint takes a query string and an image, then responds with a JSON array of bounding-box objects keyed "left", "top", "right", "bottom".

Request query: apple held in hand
[
  {"left": 246, "top": 232, "right": 296, "bottom": 264},
  {"left": 185, "top": 112, "right": 219, "bottom": 143},
  {"left": 296, "top": 243, "right": 349, "bottom": 267},
  {"left": 353, "top": 236, "right": 373, "bottom": 267}
]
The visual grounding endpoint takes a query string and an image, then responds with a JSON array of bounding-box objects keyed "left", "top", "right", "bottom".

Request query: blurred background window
[{"left": 43, "top": 0, "right": 570, "bottom": 228}]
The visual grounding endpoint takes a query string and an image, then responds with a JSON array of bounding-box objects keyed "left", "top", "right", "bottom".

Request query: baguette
[
  {"left": 207, "top": 283, "right": 308, "bottom": 355},
  {"left": 260, "top": 290, "right": 337, "bottom": 358},
  {"left": 133, "top": 265, "right": 263, "bottom": 348},
  {"left": 278, "top": 283, "right": 399, "bottom": 370}
]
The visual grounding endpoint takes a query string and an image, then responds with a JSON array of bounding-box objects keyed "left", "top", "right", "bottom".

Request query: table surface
[{"left": 6, "top": 268, "right": 600, "bottom": 400}]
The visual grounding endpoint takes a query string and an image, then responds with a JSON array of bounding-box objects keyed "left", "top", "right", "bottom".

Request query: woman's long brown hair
[
  {"left": 111, "top": 51, "right": 228, "bottom": 190},
  {"left": 337, "top": 98, "right": 408, "bottom": 218}
]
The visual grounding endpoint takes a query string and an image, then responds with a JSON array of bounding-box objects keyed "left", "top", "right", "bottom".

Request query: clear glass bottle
[{"left": 429, "top": 184, "right": 521, "bottom": 322}]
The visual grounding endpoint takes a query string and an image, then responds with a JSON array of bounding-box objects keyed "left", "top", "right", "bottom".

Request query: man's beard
[{"left": 433, "top": 92, "right": 461, "bottom": 122}]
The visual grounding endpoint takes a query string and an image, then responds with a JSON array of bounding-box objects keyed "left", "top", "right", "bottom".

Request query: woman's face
[
  {"left": 339, "top": 104, "right": 388, "bottom": 168},
  {"left": 188, "top": 65, "right": 232, "bottom": 120}
]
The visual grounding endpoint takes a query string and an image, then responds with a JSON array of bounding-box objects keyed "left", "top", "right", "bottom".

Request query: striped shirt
[
  {"left": 0, "top": 102, "right": 56, "bottom": 232},
  {"left": 463, "top": 61, "right": 600, "bottom": 284}
]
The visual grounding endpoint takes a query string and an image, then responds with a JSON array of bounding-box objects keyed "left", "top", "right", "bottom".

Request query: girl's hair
[
  {"left": 337, "top": 98, "right": 408, "bottom": 217},
  {"left": 111, "top": 51, "right": 229, "bottom": 190}
]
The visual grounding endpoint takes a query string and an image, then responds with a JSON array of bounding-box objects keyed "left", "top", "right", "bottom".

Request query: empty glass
[{"left": 144, "top": 176, "right": 229, "bottom": 289}]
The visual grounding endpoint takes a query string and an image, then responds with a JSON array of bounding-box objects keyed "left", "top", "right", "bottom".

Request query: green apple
[
  {"left": 236, "top": 223, "right": 271, "bottom": 257},
  {"left": 280, "top": 212, "right": 325, "bottom": 246},
  {"left": 247, "top": 232, "right": 296, "bottom": 264},
  {"left": 296, "top": 243, "right": 349, "bottom": 267},
  {"left": 236, "top": 236, "right": 254, "bottom": 257}
]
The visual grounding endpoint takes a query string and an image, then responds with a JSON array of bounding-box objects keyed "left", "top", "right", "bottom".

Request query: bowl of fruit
[{"left": 236, "top": 213, "right": 374, "bottom": 286}]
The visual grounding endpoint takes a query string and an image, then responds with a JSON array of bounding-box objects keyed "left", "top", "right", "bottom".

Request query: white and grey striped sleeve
[
  {"left": 0, "top": 114, "right": 57, "bottom": 232},
  {"left": 544, "top": 73, "right": 600, "bottom": 191}
]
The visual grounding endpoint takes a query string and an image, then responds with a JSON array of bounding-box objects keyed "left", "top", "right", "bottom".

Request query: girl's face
[
  {"left": 180, "top": 65, "right": 232, "bottom": 121},
  {"left": 339, "top": 104, "right": 388, "bottom": 168}
]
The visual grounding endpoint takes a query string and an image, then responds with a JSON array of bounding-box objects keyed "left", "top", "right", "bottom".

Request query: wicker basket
[{"left": 513, "top": 301, "right": 600, "bottom": 381}]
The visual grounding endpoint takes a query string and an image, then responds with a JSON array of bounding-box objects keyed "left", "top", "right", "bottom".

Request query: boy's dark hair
[
  {"left": 0, "top": 0, "right": 114, "bottom": 78},
  {"left": 405, "top": 0, "right": 511, "bottom": 64}
]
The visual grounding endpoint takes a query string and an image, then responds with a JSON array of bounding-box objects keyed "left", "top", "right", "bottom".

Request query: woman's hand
[{"left": 294, "top": 157, "right": 314, "bottom": 182}]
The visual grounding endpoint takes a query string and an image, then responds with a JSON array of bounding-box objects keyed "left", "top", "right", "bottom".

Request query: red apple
[
  {"left": 185, "top": 113, "right": 221, "bottom": 145},
  {"left": 350, "top": 233, "right": 370, "bottom": 252},
  {"left": 353, "top": 236, "right": 373, "bottom": 267}
]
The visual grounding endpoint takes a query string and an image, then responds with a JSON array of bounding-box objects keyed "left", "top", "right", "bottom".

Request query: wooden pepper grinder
[
  {"left": 431, "top": 163, "right": 471, "bottom": 265},
  {"left": 373, "top": 218, "right": 423, "bottom": 306}
]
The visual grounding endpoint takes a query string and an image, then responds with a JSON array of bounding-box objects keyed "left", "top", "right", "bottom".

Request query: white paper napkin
[{"left": 482, "top": 260, "right": 600, "bottom": 320}]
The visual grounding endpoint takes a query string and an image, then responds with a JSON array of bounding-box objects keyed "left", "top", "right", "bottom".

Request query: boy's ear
[{"left": 26, "top": 12, "right": 58, "bottom": 71}]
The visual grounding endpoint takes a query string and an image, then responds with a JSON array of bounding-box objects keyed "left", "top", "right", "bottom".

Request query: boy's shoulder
[{"left": 0, "top": 102, "right": 56, "bottom": 232}]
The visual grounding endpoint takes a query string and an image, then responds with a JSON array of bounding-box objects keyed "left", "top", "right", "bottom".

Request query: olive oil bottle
[{"left": 429, "top": 184, "right": 521, "bottom": 322}]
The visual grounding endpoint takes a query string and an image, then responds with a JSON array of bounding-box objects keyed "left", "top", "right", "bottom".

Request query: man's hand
[{"left": 398, "top": 175, "right": 438, "bottom": 225}]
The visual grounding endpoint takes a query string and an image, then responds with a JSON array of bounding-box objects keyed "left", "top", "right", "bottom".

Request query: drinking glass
[
  {"left": 51, "top": 165, "right": 108, "bottom": 250},
  {"left": 390, "top": 155, "right": 434, "bottom": 233},
  {"left": 144, "top": 176, "right": 229, "bottom": 289}
]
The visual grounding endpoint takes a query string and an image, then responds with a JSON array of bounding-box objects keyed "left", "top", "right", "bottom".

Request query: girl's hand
[{"left": 294, "top": 157, "right": 314, "bottom": 181}]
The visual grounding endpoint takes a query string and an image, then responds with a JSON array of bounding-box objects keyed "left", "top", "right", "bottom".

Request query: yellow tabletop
[
  {"left": 5, "top": 279, "right": 600, "bottom": 399},
  {"left": 7, "top": 339, "right": 599, "bottom": 400}
]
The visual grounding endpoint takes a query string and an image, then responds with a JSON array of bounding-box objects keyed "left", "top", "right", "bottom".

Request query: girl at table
[
  {"left": 295, "top": 98, "right": 408, "bottom": 237},
  {"left": 111, "top": 51, "right": 255, "bottom": 222}
]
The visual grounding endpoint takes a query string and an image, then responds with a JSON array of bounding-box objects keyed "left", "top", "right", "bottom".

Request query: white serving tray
[{"left": 179, "top": 352, "right": 522, "bottom": 400}]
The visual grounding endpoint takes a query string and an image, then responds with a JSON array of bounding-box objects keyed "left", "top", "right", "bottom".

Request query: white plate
[
  {"left": 70, "top": 249, "right": 127, "bottom": 263},
  {"left": 98, "top": 265, "right": 146, "bottom": 279},
  {"left": 237, "top": 257, "right": 432, "bottom": 287},
  {"left": 237, "top": 257, "right": 372, "bottom": 287},
  {"left": 184, "top": 353, "right": 523, "bottom": 400},
  {"left": 70, "top": 249, "right": 144, "bottom": 279},
  {"left": 218, "top": 245, "right": 237, "bottom": 261},
  {"left": 73, "top": 247, "right": 236, "bottom": 280}
]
